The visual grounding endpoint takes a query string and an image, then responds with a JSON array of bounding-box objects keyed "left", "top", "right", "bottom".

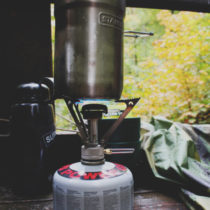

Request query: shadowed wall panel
[
  {"left": 0, "top": 1, "right": 52, "bottom": 119},
  {"left": 126, "top": 0, "right": 210, "bottom": 13}
]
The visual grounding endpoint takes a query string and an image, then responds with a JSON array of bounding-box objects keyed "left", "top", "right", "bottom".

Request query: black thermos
[{"left": 10, "top": 82, "right": 56, "bottom": 195}]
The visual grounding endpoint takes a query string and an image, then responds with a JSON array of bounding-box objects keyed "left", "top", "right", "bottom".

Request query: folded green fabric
[
  {"left": 140, "top": 116, "right": 210, "bottom": 209},
  {"left": 179, "top": 189, "right": 210, "bottom": 210}
]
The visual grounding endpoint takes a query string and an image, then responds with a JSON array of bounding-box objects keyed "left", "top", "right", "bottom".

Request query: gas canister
[{"left": 53, "top": 161, "right": 133, "bottom": 210}]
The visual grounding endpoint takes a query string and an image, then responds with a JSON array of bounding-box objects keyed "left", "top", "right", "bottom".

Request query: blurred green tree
[{"left": 122, "top": 9, "right": 210, "bottom": 124}]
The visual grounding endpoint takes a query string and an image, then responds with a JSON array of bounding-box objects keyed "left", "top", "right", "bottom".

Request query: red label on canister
[{"left": 58, "top": 163, "right": 127, "bottom": 180}]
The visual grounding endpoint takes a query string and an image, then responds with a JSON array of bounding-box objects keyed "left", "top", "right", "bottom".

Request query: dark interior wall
[
  {"left": 50, "top": 0, "right": 210, "bottom": 12},
  {"left": 0, "top": 1, "right": 52, "bottom": 119},
  {"left": 126, "top": 0, "right": 210, "bottom": 13}
]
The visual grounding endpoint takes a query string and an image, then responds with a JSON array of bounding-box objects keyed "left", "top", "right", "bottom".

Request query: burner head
[{"left": 81, "top": 104, "right": 108, "bottom": 119}]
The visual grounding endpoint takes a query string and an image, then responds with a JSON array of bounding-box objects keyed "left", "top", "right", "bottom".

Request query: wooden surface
[
  {"left": 134, "top": 189, "right": 187, "bottom": 210},
  {"left": 0, "top": 186, "right": 188, "bottom": 210}
]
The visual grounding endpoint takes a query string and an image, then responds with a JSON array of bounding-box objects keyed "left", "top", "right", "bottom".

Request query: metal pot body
[
  {"left": 53, "top": 161, "right": 134, "bottom": 210},
  {"left": 54, "top": 0, "right": 125, "bottom": 99}
]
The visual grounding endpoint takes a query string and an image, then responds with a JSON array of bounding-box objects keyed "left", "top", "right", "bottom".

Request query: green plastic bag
[{"left": 140, "top": 116, "right": 210, "bottom": 209}]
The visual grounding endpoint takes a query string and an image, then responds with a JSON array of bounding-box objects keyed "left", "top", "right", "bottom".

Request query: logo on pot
[{"left": 99, "top": 13, "right": 123, "bottom": 30}]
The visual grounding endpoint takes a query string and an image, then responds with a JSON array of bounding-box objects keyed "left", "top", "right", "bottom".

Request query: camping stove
[
  {"left": 53, "top": 0, "right": 139, "bottom": 209},
  {"left": 53, "top": 99, "right": 139, "bottom": 210}
]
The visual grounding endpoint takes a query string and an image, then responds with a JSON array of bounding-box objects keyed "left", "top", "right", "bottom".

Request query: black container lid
[
  {"left": 81, "top": 104, "right": 108, "bottom": 119},
  {"left": 15, "top": 82, "right": 50, "bottom": 103}
]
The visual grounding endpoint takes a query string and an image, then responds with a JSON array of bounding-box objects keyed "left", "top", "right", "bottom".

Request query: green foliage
[
  {"left": 51, "top": 3, "right": 55, "bottom": 75},
  {"left": 55, "top": 99, "right": 77, "bottom": 132},
  {"left": 124, "top": 8, "right": 165, "bottom": 73},
  {"left": 122, "top": 9, "right": 210, "bottom": 124}
]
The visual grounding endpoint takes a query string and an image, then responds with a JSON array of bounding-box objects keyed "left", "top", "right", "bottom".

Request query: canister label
[{"left": 58, "top": 163, "right": 127, "bottom": 180}]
